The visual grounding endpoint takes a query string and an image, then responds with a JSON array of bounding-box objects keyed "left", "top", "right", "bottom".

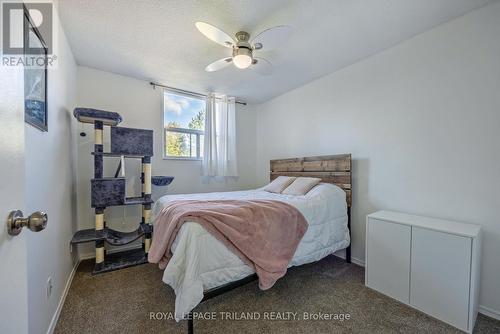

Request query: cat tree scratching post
[
  {"left": 71, "top": 108, "right": 173, "bottom": 274},
  {"left": 142, "top": 156, "right": 152, "bottom": 254},
  {"left": 94, "top": 120, "right": 105, "bottom": 271}
]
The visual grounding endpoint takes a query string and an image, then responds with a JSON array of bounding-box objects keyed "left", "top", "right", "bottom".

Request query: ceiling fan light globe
[{"left": 233, "top": 54, "right": 252, "bottom": 69}]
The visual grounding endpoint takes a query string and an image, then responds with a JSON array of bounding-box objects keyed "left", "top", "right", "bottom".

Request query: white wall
[
  {"left": 255, "top": 2, "right": 500, "bottom": 317},
  {"left": 24, "top": 5, "right": 78, "bottom": 334},
  {"left": 75, "top": 66, "right": 257, "bottom": 256}
]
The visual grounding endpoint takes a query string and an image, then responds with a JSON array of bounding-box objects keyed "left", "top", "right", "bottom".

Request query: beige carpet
[{"left": 55, "top": 255, "right": 499, "bottom": 333}]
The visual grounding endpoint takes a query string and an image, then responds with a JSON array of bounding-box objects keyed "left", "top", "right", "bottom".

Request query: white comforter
[{"left": 151, "top": 183, "right": 350, "bottom": 320}]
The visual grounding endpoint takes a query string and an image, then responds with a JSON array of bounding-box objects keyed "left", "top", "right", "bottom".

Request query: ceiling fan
[{"left": 195, "top": 22, "right": 292, "bottom": 75}]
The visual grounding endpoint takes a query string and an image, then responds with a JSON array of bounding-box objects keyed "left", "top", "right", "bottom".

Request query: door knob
[{"left": 6, "top": 210, "right": 48, "bottom": 236}]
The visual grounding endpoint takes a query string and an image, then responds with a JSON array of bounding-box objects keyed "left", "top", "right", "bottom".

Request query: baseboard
[
  {"left": 333, "top": 252, "right": 365, "bottom": 267},
  {"left": 351, "top": 257, "right": 365, "bottom": 267},
  {"left": 479, "top": 305, "right": 500, "bottom": 321},
  {"left": 46, "top": 259, "right": 80, "bottom": 334}
]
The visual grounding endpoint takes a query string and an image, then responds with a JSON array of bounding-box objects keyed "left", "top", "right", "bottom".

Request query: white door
[
  {"left": 410, "top": 227, "right": 471, "bottom": 331},
  {"left": 0, "top": 64, "right": 29, "bottom": 333},
  {"left": 366, "top": 218, "right": 411, "bottom": 304}
]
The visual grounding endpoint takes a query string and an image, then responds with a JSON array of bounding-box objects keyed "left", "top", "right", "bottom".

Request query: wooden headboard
[{"left": 270, "top": 154, "right": 352, "bottom": 207}]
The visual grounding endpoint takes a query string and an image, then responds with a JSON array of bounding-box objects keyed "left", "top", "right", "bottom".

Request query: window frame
[{"left": 162, "top": 89, "right": 206, "bottom": 161}]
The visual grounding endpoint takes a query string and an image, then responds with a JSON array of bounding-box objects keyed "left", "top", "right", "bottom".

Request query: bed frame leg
[
  {"left": 187, "top": 312, "right": 194, "bottom": 334},
  {"left": 346, "top": 207, "right": 352, "bottom": 263}
]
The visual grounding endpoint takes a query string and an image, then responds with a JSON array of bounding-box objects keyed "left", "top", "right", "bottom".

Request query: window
[{"left": 163, "top": 90, "right": 205, "bottom": 159}]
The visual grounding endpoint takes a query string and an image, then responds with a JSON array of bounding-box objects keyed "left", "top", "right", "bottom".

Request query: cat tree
[{"left": 71, "top": 108, "right": 173, "bottom": 274}]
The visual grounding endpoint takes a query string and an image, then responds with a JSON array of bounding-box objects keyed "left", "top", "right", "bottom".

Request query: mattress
[{"left": 151, "top": 183, "right": 350, "bottom": 320}]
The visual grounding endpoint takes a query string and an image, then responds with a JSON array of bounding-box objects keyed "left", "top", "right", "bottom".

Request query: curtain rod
[{"left": 150, "top": 82, "right": 247, "bottom": 106}]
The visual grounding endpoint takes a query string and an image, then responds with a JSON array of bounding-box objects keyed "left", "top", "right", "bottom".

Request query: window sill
[{"left": 163, "top": 156, "right": 202, "bottom": 161}]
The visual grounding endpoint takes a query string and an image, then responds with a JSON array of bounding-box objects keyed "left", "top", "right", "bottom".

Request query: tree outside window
[{"left": 163, "top": 91, "right": 205, "bottom": 159}]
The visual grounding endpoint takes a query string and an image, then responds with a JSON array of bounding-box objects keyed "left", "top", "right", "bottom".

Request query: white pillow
[
  {"left": 263, "top": 176, "right": 296, "bottom": 193},
  {"left": 282, "top": 177, "right": 322, "bottom": 195}
]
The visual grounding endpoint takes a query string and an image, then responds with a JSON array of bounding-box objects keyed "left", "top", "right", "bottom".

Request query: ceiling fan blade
[
  {"left": 205, "top": 58, "right": 233, "bottom": 72},
  {"left": 195, "top": 22, "right": 235, "bottom": 48},
  {"left": 252, "top": 58, "right": 273, "bottom": 75},
  {"left": 251, "top": 25, "right": 292, "bottom": 50}
]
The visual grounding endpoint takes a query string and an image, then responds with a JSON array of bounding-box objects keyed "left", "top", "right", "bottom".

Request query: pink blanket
[{"left": 148, "top": 200, "right": 308, "bottom": 289}]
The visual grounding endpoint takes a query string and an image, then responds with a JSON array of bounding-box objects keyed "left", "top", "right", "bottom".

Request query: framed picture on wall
[{"left": 24, "top": 6, "right": 48, "bottom": 132}]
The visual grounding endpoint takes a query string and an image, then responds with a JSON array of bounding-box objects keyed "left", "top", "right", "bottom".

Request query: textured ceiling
[{"left": 58, "top": 0, "right": 491, "bottom": 103}]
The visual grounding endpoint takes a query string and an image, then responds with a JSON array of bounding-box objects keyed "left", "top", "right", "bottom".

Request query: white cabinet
[{"left": 365, "top": 211, "right": 481, "bottom": 333}]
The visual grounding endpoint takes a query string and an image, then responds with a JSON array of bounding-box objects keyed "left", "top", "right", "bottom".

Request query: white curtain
[{"left": 202, "top": 93, "right": 238, "bottom": 177}]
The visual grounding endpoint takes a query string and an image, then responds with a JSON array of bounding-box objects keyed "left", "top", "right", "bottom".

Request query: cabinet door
[
  {"left": 366, "top": 218, "right": 411, "bottom": 303},
  {"left": 410, "top": 227, "right": 471, "bottom": 331}
]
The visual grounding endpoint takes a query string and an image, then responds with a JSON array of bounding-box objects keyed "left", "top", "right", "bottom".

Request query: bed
[{"left": 151, "top": 154, "right": 352, "bottom": 333}]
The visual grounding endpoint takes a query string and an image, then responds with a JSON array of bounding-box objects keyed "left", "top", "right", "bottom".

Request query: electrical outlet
[{"left": 46, "top": 277, "right": 53, "bottom": 299}]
